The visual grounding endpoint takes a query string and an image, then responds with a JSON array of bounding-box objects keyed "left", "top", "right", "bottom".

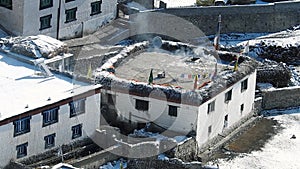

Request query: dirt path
[{"left": 204, "top": 117, "right": 282, "bottom": 163}]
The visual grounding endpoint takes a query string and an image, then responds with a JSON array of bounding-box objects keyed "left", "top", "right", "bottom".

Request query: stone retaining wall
[
  {"left": 262, "top": 86, "right": 300, "bottom": 110},
  {"left": 151, "top": 1, "right": 300, "bottom": 35}
]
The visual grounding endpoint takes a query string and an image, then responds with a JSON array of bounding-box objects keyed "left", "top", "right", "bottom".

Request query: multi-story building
[
  {"left": 97, "top": 42, "right": 257, "bottom": 149},
  {"left": 0, "top": 50, "right": 102, "bottom": 167},
  {"left": 0, "top": 0, "right": 117, "bottom": 39}
]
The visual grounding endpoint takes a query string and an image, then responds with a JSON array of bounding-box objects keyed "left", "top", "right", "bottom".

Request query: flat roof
[
  {"left": 0, "top": 52, "right": 100, "bottom": 122},
  {"left": 115, "top": 51, "right": 226, "bottom": 90}
]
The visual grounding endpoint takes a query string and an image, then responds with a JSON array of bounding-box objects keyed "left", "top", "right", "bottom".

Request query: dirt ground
[{"left": 205, "top": 117, "right": 282, "bottom": 163}]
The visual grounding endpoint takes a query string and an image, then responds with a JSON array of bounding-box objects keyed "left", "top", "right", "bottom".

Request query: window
[
  {"left": 241, "top": 79, "right": 248, "bottom": 92},
  {"left": 42, "top": 107, "right": 59, "bottom": 127},
  {"left": 208, "top": 125, "right": 212, "bottom": 136},
  {"left": 65, "top": 7, "right": 77, "bottom": 23},
  {"left": 40, "top": 15, "right": 52, "bottom": 30},
  {"left": 223, "top": 115, "right": 228, "bottom": 129},
  {"left": 13, "top": 116, "right": 31, "bottom": 137},
  {"left": 225, "top": 89, "right": 232, "bottom": 102},
  {"left": 135, "top": 99, "right": 149, "bottom": 111},
  {"left": 69, "top": 99, "right": 85, "bottom": 117},
  {"left": 0, "top": 0, "right": 12, "bottom": 10},
  {"left": 16, "top": 143, "right": 28, "bottom": 158},
  {"left": 44, "top": 133, "right": 56, "bottom": 149},
  {"left": 207, "top": 100, "right": 215, "bottom": 114},
  {"left": 168, "top": 105, "right": 178, "bottom": 117},
  {"left": 40, "top": 0, "right": 53, "bottom": 10},
  {"left": 91, "top": 1, "right": 102, "bottom": 16},
  {"left": 72, "top": 124, "right": 82, "bottom": 139},
  {"left": 65, "top": 0, "right": 75, "bottom": 2},
  {"left": 240, "top": 104, "right": 244, "bottom": 113}
]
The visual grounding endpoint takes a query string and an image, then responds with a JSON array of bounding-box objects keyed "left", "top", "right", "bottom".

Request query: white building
[
  {"left": 0, "top": 51, "right": 102, "bottom": 167},
  {"left": 0, "top": 0, "right": 117, "bottom": 39},
  {"left": 97, "top": 42, "right": 257, "bottom": 148}
]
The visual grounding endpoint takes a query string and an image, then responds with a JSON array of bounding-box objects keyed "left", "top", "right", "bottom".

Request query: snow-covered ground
[{"left": 206, "top": 108, "right": 300, "bottom": 169}]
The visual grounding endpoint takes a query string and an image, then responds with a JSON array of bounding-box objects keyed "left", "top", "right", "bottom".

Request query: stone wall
[
  {"left": 127, "top": 158, "right": 202, "bottom": 169},
  {"left": 152, "top": 1, "right": 300, "bottom": 35},
  {"left": 262, "top": 86, "right": 300, "bottom": 110}
]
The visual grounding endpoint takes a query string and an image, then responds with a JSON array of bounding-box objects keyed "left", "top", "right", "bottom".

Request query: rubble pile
[
  {"left": 257, "top": 41, "right": 300, "bottom": 65},
  {"left": 0, "top": 35, "right": 68, "bottom": 59},
  {"left": 257, "top": 60, "right": 291, "bottom": 87}
]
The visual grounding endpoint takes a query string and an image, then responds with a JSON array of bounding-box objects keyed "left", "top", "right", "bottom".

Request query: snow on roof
[
  {"left": 95, "top": 41, "right": 257, "bottom": 105},
  {"left": 0, "top": 52, "right": 100, "bottom": 122},
  {"left": 154, "top": 0, "right": 196, "bottom": 8},
  {"left": 0, "top": 35, "right": 67, "bottom": 59},
  {"left": 126, "top": 1, "right": 148, "bottom": 11}
]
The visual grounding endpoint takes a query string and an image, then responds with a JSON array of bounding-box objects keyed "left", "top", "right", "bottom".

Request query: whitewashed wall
[
  {"left": 0, "top": 93, "right": 101, "bottom": 167},
  {"left": 0, "top": 0, "right": 117, "bottom": 39},
  {"left": 104, "top": 90, "right": 199, "bottom": 135},
  {"left": 0, "top": 0, "right": 24, "bottom": 36},
  {"left": 196, "top": 70, "right": 257, "bottom": 147}
]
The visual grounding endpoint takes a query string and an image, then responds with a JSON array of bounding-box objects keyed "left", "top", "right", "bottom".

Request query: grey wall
[
  {"left": 154, "top": 1, "right": 300, "bottom": 35},
  {"left": 262, "top": 87, "right": 300, "bottom": 110}
]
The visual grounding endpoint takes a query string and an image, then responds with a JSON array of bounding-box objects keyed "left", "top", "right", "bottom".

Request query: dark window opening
[
  {"left": 14, "top": 116, "right": 31, "bottom": 137},
  {"left": 72, "top": 124, "right": 82, "bottom": 139},
  {"left": 208, "top": 125, "right": 212, "bottom": 136},
  {"left": 240, "top": 104, "right": 244, "bottom": 113},
  {"left": 225, "top": 89, "right": 232, "bottom": 102},
  {"left": 44, "top": 133, "right": 56, "bottom": 149},
  {"left": 16, "top": 143, "right": 28, "bottom": 158},
  {"left": 168, "top": 105, "right": 178, "bottom": 117},
  {"left": 69, "top": 99, "right": 86, "bottom": 117},
  {"left": 207, "top": 100, "right": 215, "bottom": 114},
  {"left": 0, "top": 0, "right": 12, "bottom": 10},
  {"left": 91, "top": 1, "right": 102, "bottom": 16},
  {"left": 65, "top": 7, "right": 77, "bottom": 23},
  {"left": 135, "top": 99, "right": 149, "bottom": 111},
  {"left": 42, "top": 107, "right": 59, "bottom": 127},
  {"left": 65, "top": 0, "right": 75, "bottom": 2},
  {"left": 224, "top": 115, "right": 228, "bottom": 128},
  {"left": 40, "top": 0, "right": 53, "bottom": 10},
  {"left": 241, "top": 78, "right": 248, "bottom": 92},
  {"left": 40, "top": 14, "right": 52, "bottom": 30}
]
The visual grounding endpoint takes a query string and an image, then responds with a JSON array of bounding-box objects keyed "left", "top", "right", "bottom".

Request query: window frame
[
  {"left": 135, "top": 99, "right": 149, "bottom": 111},
  {"left": 168, "top": 105, "right": 178, "bottom": 117},
  {"left": 44, "top": 133, "right": 56, "bottom": 149},
  {"left": 207, "top": 100, "right": 215, "bottom": 114},
  {"left": 39, "top": 0, "right": 53, "bottom": 10},
  {"left": 65, "top": 7, "right": 77, "bottom": 23},
  {"left": 69, "top": 98, "right": 86, "bottom": 118},
  {"left": 42, "top": 107, "right": 59, "bottom": 127},
  {"left": 241, "top": 78, "right": 248, "bottom": 92},
  {"left": 13, "top": 116, "right": 31, "bottom": 137},
  {"left": 72, "top": 124, "right": 82, "bottom": 139},
  {"left": 90, "top": 0, "right": 102, "bottom": 16},
  {"left": 40, "top": 14, "right": 52, "bottom": 30},
  {"left": 0, "top": 0, "right": 12, "bottom": 10},
  {"left": 224, "top": 89, "right": 232, "bottom": 102},
  {"left": 16, "top": 143, "right": 28, "bottom": 158}
]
